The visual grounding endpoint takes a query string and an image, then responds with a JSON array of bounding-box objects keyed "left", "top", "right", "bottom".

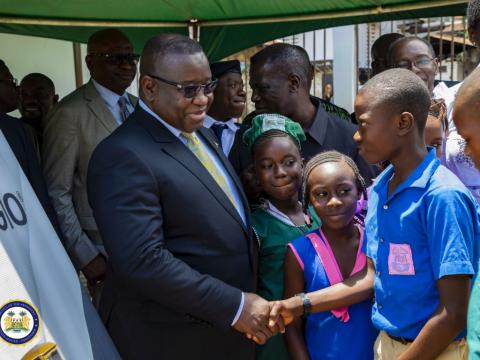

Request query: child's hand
[{"left": 269, "top": 296, "right": 304, "bottom": 328}]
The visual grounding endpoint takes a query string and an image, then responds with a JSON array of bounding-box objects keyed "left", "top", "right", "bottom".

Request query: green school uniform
[{"left": 253, "top": 203, "right": 321, "bottom": 360}]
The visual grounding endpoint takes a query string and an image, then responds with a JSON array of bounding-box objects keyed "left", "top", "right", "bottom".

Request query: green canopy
[{"left": 0, "top": 0, "right": 468, "bottom": 61}]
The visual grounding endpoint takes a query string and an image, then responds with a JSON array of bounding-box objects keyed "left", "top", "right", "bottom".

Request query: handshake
[{"left": 233, "top": 293, "right": 305, "bottom": 344}]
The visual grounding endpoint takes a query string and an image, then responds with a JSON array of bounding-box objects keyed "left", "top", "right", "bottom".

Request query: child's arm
[
  {"left": 396, "top": 274, "right": 470, "bottom": 360},
  {"left": 270, "top": 258, "right": 375, "bottom": 327},
  {"left": 283, "top": 247, "right": 310, "bottom": 360}
]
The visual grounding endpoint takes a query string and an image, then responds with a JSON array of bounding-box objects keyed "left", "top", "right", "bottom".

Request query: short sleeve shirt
[{"left": 365, "top": 149, "right": 480, "bottom": 339}]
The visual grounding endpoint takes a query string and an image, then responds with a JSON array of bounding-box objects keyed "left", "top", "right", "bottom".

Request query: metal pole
[
  {"left": 355, "top": 24, "right": 359, "bottom": 92},
  {"left": 450, "top": 16, "right": 455, "bottom": 81},
  {"left": 367, "top": 24, "right": 371, "bottom": 79},
  {"left": 463, "top": 15, "right": 467, "bottom": 80},
  {"left": 439, "top": 17, "right": 444, "bottom": 81},
  {"left": 188, "top": 19, "right": 200, "bottom": 41},
  {"left": 244, "top": 53, "right": 249, "bottom": 115},
  {"left": 72, "top": 42, "right": 83, "bottom": 89},
  {"left": 313, "top": 30, "right": 316, "bottom": 96},
  {"left": 323, "top": 29, "right": 327, "bottom": 97}
]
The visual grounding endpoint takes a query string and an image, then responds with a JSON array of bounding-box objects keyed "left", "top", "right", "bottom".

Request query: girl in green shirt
[{"left": 243, "top": 113, "right": 321, "bottom": 360}]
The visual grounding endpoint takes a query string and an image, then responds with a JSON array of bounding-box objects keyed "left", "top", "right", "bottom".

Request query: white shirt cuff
[{"left": 231, "top": 292, "right": 244, "bottom": 326}]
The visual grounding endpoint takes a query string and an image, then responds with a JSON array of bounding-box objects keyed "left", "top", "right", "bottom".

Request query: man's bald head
[
  {"left": 139, "top": 34, "right": 212, "bottom": 133},
  {"left": 250, "top": 43, "right": 313, "bottom": 91},
  {"left": 140, "top": 33, "right": 204, "bottom": 77},
  {"left": 85, "top": 28, "right": 136, "bottom": 95},
  {"left": 457, "top": 66, "right": 480, "bottom": 106},
  {"left": 87, "top": 29, "right": 131, "bottom": 53}
]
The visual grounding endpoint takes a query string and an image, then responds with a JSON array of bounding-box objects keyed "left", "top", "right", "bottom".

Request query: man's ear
[
  {"left": 397, "top": 111, "right": 415, "bottom": 136},
  {"left": 53, "top": 94, "right": 59, "bottom": 104},
  {"left": 140, "top": 76, "right": 156, "bottom": 102},
  {"left": 287, "top": 73, "right": 301, "bottom": 93},
  {"left": 433, "top": 58, "right": 440, "bottom": 75},
  {"left": 85, "top": 55, "right": 93, "bottom": 72}
]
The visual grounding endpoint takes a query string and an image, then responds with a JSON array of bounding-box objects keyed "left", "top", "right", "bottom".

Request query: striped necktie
[
  {"left": 118, "top": 97, "right": 131, "bottom": 123},
  {"left": 182, "top": 132, "right": 236, "bottom": 206}
]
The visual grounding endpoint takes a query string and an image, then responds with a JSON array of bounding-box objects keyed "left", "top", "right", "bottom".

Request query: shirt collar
[
  {"left": 374, "top": 148, "right": 440, "bottom": 196},
  {"left": 138, "top": 100, "right": 183, "bottom": 139},
  {"left": 306, "top": 97, "right": 329, "bottom": 146},
  {"left": 91, "top": 79, "right": 128, "bottom": 108},
  {"left": 203, "top": 115, "right": 238, "bottom": 131}
]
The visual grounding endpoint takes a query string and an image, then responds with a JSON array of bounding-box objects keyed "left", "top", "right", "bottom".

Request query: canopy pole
[
  {"left": 72, "top": 42, "right": 83, "bottom": 89},
  {"left": 188, "top": 19, "right": 200, "bottom": 42}
]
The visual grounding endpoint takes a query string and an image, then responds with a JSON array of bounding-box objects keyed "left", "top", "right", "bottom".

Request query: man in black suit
[
  {"left": 87, "top": 34, "right": 275, "bottom": 359},
  {"left": 204, "top": 60, "right": 250, "bottom": 176}
]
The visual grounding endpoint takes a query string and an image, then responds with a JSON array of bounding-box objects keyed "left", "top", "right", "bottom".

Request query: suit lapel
[
  {"left": 135, "top": 108, "right": 249, "bottom": 232},
  {"left": 198, "top": 127, "right": 251, "bottom": 228},
  {"left": 83, "top": 81, "right": 119, "bottom": 133}
]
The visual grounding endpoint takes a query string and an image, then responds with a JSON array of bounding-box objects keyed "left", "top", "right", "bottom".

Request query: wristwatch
[{"left": 296, "top": 292, "right": 312, "bottom": 316}]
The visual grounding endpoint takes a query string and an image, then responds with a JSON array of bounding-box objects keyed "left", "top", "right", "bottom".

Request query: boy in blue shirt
[{"left": 269, "top": 69, "right": 479, "bottom": 360}]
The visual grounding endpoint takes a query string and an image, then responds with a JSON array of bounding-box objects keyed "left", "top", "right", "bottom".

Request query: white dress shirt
[
  {"left": 92, "top": 79, "right": 134, "bottom": 125},
  {"left": 203, "top": 115, "right": 240, "bottom": 157}
]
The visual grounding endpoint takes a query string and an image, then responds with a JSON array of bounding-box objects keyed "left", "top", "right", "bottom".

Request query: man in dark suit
[
  {"left": 87, "top": 34, "right": 274, "bottom": 360},
  {"left": 204, "top": 60, "right": 251, "bottom": 176},
  {"left": 0, "top": 113, "right": 61, "bottom": 232}
]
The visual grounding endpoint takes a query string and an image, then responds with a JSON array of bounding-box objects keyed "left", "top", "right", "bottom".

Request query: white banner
[{"left": 0, "top": 130, "right": 94, "bottom": 359}]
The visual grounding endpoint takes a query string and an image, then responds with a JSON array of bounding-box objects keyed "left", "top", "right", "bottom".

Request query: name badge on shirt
[{"left": 388, "top": 243, "right": 415, "bottom": 275}]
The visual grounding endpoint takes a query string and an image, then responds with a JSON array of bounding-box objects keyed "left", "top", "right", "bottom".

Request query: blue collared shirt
[
  {"left": 365, "top": 149, "right": 480, "bottom": 339},
  {"left": 203, "top": 115, "right": 239, "bottom": 157},
  {"left": 92, "top": 79, "right": 134, "bottom": 125}
]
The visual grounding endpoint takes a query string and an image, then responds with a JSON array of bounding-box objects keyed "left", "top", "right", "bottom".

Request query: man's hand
[
  {"left": 233, "top": 293, "right": 276, "bottom": 344},
  {"left": 269, "top": 296, "right": 304, "bottom": 329},
  {"left": 82, "top": 254, "right": 107, "bottom": 291}
]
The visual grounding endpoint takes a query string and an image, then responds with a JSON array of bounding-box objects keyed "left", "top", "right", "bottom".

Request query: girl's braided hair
[{"left": 301, "top": 151, "right": 367, "bottom": 214}]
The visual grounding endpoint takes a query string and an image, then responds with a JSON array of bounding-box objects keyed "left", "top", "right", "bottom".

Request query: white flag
[{"left": 0, "top": 130, "right": 95, "bottom": 359}]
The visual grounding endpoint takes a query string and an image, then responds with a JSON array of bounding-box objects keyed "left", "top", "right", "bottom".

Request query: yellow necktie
[{"left": 182, "top": 132, "right": 236, "bottom": 206}]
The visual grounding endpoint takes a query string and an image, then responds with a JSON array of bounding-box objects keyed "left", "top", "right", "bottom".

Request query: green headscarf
[{"left": 243, "top": 113, "right": 306, "bottom": 150}]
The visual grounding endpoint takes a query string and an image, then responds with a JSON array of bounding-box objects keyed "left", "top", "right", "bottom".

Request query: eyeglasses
[
  {"left": 89, "top": 53, "right": 140, "bottom": 65},
  {"left": 0, "top": 77, "right": 17, "bottom": 87},
  {"left": 394, "top": 56, "right": 435, "bottom": 70},
  {"left": 147, "top": 74, "right": 218, "bottom": 99}
]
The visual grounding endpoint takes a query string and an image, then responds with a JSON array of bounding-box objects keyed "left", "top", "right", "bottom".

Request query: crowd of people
[{"left": 3, "top": 1, "right": 480, "bottom": 359}]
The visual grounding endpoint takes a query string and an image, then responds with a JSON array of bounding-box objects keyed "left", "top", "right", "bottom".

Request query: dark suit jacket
[
  {"left": 206, "top": 123, "right": 251, "bottom": 178},
  {"left": 87, "top": 106, "right": 256, "bottom": 360},
  {"left": 304, "top": 97, "right": 379, "bottom": 185},
  {"left": 0, "top": 113, "right": 62, "bottom": 238}
]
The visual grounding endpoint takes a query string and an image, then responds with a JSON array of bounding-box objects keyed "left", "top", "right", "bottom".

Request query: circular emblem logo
[{"left": 0, "top": 300, "right": 40, "bottom": 345}]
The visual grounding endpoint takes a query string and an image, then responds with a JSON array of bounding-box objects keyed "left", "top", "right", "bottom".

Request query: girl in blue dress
[{"left": 284, "top": 151, "right": 377, "bottom": 360}]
